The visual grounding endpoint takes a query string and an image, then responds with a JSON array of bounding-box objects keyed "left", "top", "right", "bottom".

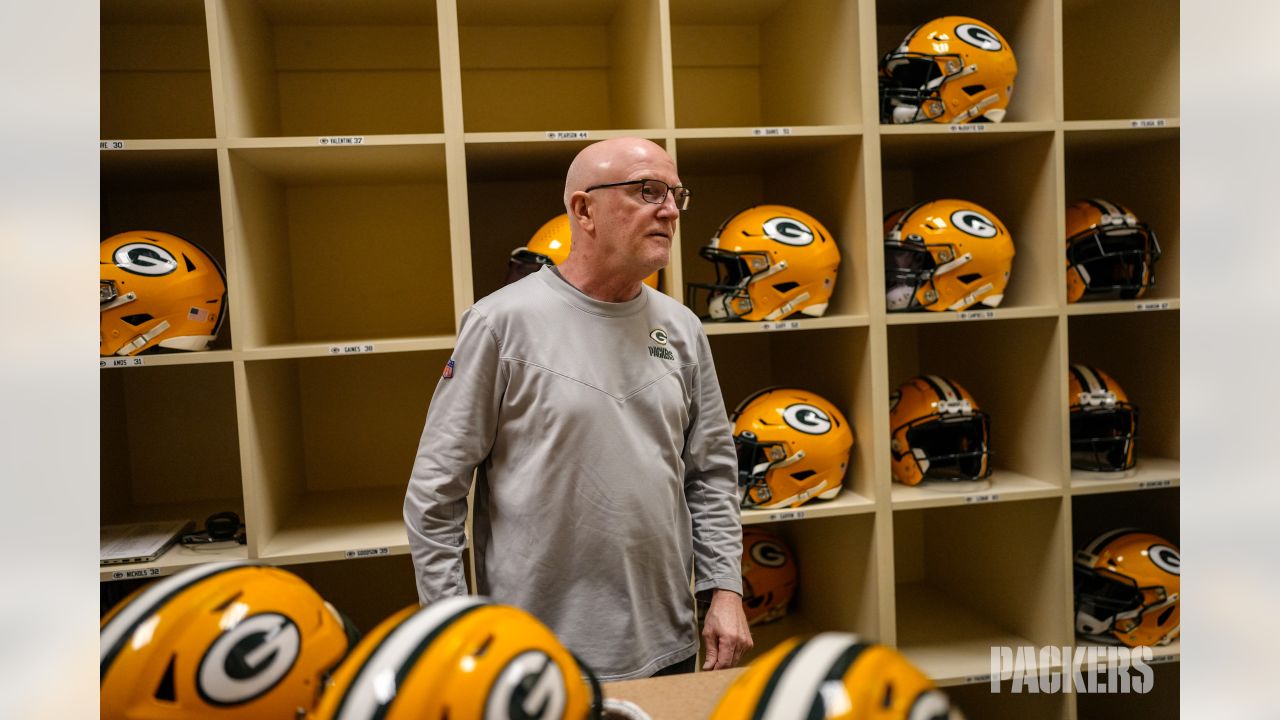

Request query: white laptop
[{"left": 100, "top": 520, "right": 194, "bottom": 566}]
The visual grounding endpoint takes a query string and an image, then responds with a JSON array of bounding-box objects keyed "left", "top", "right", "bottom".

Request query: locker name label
[
  {"left": 100, "top": 140, "right": 126, "bottom": 150},
  {"left": 545, "top": 131, "right": 589, "bottom": 140},
  {"left": 319, "top": 136, "right": 365, "bottom": 145},
  {"left": 1135, "top": 301, "right": 1170, "bottom": 311},
  {"left": 751, "top": 127, "right": 793, "bottom": 137},
  {"left": 1148, "top": 653, "right": 1177, "bottom": 665},
  {"left": 1130, "top": 119, "right": 1167, "bottom": 128},
  {"left": 959, "top": 309, "right": 995, "bottom": 320},
  {"left": 1138, "top": 479, "right": 1173, "bottom": 489},
  {"left": 949, "top": 124, "right": 986, "bottom": 133},
  {"left": 345, "top": 547, "right": 390, "bottom": 559},
  {"left": 101, "top": 357, "right": 146, "bottom": 368},
  {"left": 965, "top": 493, "right": 1000, "bottom": 504},
  {"left": 766, "top": 510, "right": 806, "bottom": 522},
  {"left": 111, "top": 567, "right": 161, "bottom": 580},
  {"left": 964, "top": 674, "right": 992, "bottom": 684},
  {"left": 760, "top": 320, "right": 801, "bottom": 331},
  {"left": 329, "top": 344, "right": 376, "bottom": 355}
]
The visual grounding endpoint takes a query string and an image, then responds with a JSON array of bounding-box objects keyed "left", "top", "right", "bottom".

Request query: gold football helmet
[
  {"left": 1069, "top": 364, "right": 1140, "bottom": 472},
  {"left": 101, "top": 230, "right": 228, "bottom": 356},
  {"left": 710, "top": 632, "right": 962, "bottom": 720},
  {"left": 312, "top": 596, "right": 603, "bottom": 720},
  {"left": 741, "top": 528, "right": 798, "bottom": 626},
  {"left": 890, "top": 375, "right": 991, "bottom": 487},
  {"left": 732, "top": 387, "right": 854, "bottom": 509},
  {"left": 885, "top": 199, "right": 1015, "bottom": 312},
  {"left": 1066, "top": 199, "right": 1161, "bottom": 303},
  {"left": 880, "top": 16, "right": 1018, "bottom": 124},
  {"left": 505, "top": 212, "right": 659, "bottom": 288},
  {"left": 1074, "top": 529, "right": 1180, "bottom": 647},
  {"left": 687, "top": 205, "right": 840, "bottom": 321},
  {"left": 100, "top": 561, "right": 357, "bottom": 720}
]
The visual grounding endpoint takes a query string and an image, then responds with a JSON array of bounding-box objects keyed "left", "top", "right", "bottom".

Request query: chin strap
[
  {"left": 115, "top": 320, "right": 170, "bottom": 356},
  {"left": 100, "top": 291, "right": 137, "bottom": 313},
  {"left": 764, "top": 291, "right": 811, "bottom": 321}
]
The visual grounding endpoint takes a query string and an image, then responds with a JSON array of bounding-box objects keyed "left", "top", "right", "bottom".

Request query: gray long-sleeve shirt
[{"left": 404, "top": 266, "right": 742, "bottom": 681}]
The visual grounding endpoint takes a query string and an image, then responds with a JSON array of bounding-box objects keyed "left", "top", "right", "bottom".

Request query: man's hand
[{"left": 701, "top": 589, "right": 753, "bottom": 670}]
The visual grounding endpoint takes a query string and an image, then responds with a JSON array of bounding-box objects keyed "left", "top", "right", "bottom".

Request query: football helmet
[
  {"left": 1065, "top": 199, "right": 1161, "bottom": 303},
  {"left": 741, "top": 528, "right": 798, "bottom": 626},
  {"left": 732, "top": 387, "right": 854, "bottom": 509},
  {"left": 879, "top": 16, "right": 1018, "bottom": 124},
  {"left": 100, "top": 561, "right": 357, "bottom": 720},
  {"left": 1074, "top": 529, "right": 1180, "bottom": 647},
  {"left": 710, "top": 632, "right": 962, "bottom": 720},
  {"left": 890, "top": 375, "right": 992, "bottom": 487},
  {"left": 1069, "top": 364, "right": 1140, "bottom": 472},
  {"left": 687, "top": 205, "right": 840, "bottom": 321},
  {"left": 505, "top": 212, "right": 659, "bottom": 288},
  {"left": 101, "top": 230, "right": 228, "bottom": 356},
  {"left": 312, "top": 596, "right": 603, "bottom": 720},
  {"left": 884, "top": 199, "right": 1015, "bottom": 312}
]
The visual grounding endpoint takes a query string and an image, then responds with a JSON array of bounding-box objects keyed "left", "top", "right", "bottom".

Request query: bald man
[{"left": 405, "top": 138, "right": 752, "bottom": 680}]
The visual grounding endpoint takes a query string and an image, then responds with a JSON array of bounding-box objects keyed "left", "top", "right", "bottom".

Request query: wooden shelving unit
[{"left": 101, "top": 0, "right": 1180, "bottom": 716}]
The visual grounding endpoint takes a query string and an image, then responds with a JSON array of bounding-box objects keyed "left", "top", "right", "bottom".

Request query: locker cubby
[
  {"left": 669, "top": 0, "right": 861, "bottom": 129},
  {"left": 100, "top": 363, "right": 247, "bottom": 578},
  {"left": 1074, "top": 660, "right": 1180, "bottom": 719},
  {"left": 101, "top": 149, "right": 234, "bottom": 354},
  {"left": 1067, "top": 310, "right": 1179, "bottom": 491},
  {"left": 456, "top": 0, "right": 664, "bottom": 133},
  {"left": 213, "top": 0, "right": 444, "bottom": 138},
  {"left": 739, "top": 514, "right": 879, "bottom": 664},
  {"left": 463, "top": 138, "right": 668, "bottom": 304},
  {"left": 240, "top": 350, "right": 447, "bottom": 562},
  {"left": 1071, "top": 487, "right": 1179, "bottom": 559},
  {"left": 1065, "top": 128, "right": 1179, "bottom": 306},
  {"left": 709, "top": 327, "right": 876, "bottom": 511},
  {"left": 1064, "top": 0, "right": 1179, "bottom": 122},
  {"left": 288, "top": 553, "right": 423, "bottom": 634},
  {"left": 1070, "top": 487, "right": 1180, "bottom": 660},
  {"left": 886, "top": 317, "right": 1063, "bottom": 507},
  {"left": 880, "top": 131, "right": 1059, "bottom": 312},
  {"left": 944, "top": 681, "right": 1070, "bottom": 719},
  {"left": 101, "top": 0, "right": 216, "bottom": 139},
  {"left": 675, "top": 134, "right": 869, "bottom": 319},
  {"left": 874, "top": 0, "right": 1057, "bottom": 125},
  {"left": 893, "top": 498, "right": 1070, "bottom": 685},
  {"left": 225, "top": 144, "right": 454, "bottom": 349}
]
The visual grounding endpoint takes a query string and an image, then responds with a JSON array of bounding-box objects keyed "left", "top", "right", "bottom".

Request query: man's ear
[{"left": 569, "top": 192, "right": 594, "bottom": 233}]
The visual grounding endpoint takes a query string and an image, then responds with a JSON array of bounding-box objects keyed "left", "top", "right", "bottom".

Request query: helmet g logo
[
  {"left": 956, "top": 23, "right": 1002, "bottom": 51},
  {"left": 197, "top": 613, "right": 300, "bottom": 706},
  {"left": 113, "top": 242, "right": 179, "bottom": 276},
  {"left": 782, "top": 403, "right": 832, "bottom": 435},
  {"left": 487, "top": 651, "right": 566, "bottom": 720},
  {"left": 1148, "top": 544, "right": 1180, "bottom": 576},
  {"left": 750, "top": 541, "right": 788, "bottom": 568},
  {"left": 762, "top": 217, "right": 815, "bottom": 247},
  {"left": 950, "top": 210, "right": 998, "bottom": 238}
]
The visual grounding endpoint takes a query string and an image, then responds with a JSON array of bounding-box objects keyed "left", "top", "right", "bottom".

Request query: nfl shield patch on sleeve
[{"left": 442, "top": 359, "right": 455, "bottom": 379}]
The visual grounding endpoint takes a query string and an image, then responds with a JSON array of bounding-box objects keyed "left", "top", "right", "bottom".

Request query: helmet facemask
[
  {"left": 504, "top": 248, "right": 555, "bottom": 286},
  {"left": 884, "top": 239, "right": 954, "bottom": 311},
  {"left": 1070, "top": 402, "right": 1139, "bottom": 472},
  {"left": 894, "top": 408, "right": 992, "bottom": 483},
  {"left": 879, "top": 51, "right": 965, "bottom": 124},
  {"left": 1066, "top": 223, "right": 1161, "bottom": 300},
  {"left": 687, "top": 246, "right": 773, "bottom": 320},
  {"left": 734, "top": 431, "right": 792, "bottom": 507}
]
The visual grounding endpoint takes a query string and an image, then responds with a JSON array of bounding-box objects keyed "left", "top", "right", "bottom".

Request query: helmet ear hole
[
  {"left": 956, "top": 274, "right": 982, "bottom": 285},
  {"left": 1157, "top": 605, "right": 1175, "bottom": 626},
  {"left": 182, "top": 254, "right": 197, "bottom": 272},
  {"left": 772, "top": 281, "right": 799, "bottom": 293},
  {"left": 961, "top": 84, "right": 986, "bottom": 96},
  {"left": 121, "top": 314, "right": 154, "bottom": 326}
]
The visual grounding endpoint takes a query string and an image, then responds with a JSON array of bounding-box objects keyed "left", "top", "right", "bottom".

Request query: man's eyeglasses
[{"left": 584, "top": 178, "right": 692, "bottom": 210}]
